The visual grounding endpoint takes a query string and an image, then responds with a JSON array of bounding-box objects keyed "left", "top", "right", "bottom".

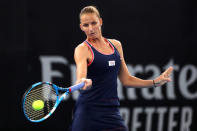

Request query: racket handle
[{"left": 69, "top": 82, "right": 85, "bottom": 92}]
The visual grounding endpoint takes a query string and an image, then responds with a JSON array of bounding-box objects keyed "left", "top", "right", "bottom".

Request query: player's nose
[{"left": 88, "top": 25, "right": 94, "bottom": 32}]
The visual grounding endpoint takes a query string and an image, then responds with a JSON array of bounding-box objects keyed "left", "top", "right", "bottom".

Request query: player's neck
[{"left": 87, "top": 36, "right": 105, "bottom": 46}]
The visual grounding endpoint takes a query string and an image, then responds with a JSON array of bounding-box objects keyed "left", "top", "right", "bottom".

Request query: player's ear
[
  {"left": 99, "top": 18, "right": 103, "bottom": 26},
  {"left": 79, "top": 23, "right": 84, "bottom": 32}
]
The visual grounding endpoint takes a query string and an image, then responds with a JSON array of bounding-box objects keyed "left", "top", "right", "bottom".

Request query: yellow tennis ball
[{"left": 32, "top": 100, "right": 44, "bottom": 111}]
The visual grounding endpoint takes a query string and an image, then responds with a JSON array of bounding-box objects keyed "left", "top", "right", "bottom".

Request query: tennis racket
[{"left": 22, "top": 81, "right": 85, "bottom": 122}]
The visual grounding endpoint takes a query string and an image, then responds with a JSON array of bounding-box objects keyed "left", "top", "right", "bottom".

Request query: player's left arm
[{"left": 111, "top": 39, "right": 173, "bottom": 88}]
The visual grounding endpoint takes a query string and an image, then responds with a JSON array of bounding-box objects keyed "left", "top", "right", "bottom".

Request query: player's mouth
[{"left": 89, "top": 32, "right": 96, "bottom": 36}]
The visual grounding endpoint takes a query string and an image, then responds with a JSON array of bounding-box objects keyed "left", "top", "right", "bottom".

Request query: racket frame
[{"left": 22, "top": 82, "right": 84, "bottom": 122}]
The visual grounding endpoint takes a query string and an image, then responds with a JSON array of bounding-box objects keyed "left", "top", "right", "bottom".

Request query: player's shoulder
[
  {"left": 75, "top": 42, "right": 89, "bottom": 52},
  {"left": 107, "top": 38, "right": 122, "bottom": 49},
  {"left": 74, "top": 42, "right": 90, "bottom": 60}
]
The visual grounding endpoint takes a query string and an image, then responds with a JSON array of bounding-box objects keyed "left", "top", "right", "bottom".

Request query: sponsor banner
[{"left": 38, "top": 55, "right": 196, "bottom": 131}]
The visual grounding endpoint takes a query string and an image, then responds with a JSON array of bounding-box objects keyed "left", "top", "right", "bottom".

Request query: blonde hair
[{"left": 79, "top": 6, "right": 101, "bottom": 20}]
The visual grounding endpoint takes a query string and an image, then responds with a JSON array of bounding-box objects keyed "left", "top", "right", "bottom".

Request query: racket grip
[{"left": 69, "top": 82, "right": 85, "bottom": 92}]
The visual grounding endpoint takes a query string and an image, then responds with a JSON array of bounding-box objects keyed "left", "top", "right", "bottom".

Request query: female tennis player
[{"left": 69, "top": 6, "right": 173, "bottom": 131}]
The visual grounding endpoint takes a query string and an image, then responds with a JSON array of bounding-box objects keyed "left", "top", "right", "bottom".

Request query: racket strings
[{"left": 24, "top": 84, "right": 57, "bottom": 120}]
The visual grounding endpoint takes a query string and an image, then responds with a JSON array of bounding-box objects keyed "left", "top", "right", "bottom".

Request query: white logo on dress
[{"left": 108, "top": 60, "right": 115, "bottom": 66}]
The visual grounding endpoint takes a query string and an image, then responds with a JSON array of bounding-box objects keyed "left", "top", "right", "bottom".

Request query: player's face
[{"left": 80, "top": 13, "right": 102, "bottom": 39}]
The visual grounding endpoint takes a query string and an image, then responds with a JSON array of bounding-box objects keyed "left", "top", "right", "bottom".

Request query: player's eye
[
  {"left": 91, "top": 22, "right": 97, "bottom": 25},
  {"left": 83, "top": 24, "right": 88, "bottom": 27}
]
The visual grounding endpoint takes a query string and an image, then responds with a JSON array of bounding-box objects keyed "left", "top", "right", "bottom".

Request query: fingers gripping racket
[{"left": 22, "top": 82, "right": 85, "bottom": 122}]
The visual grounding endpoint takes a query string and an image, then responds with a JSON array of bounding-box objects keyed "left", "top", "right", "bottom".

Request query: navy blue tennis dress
[{"left": 70, "top": 39, "right": 127, "bottom": 131}]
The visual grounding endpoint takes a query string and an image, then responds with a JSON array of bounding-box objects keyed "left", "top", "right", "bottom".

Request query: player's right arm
[{"left": 74, "top": 43, "right": 92, "bottom": 90}]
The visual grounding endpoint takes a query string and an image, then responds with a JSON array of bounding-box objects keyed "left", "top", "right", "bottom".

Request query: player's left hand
[{"left": 153, "top": 66, "right": 173, "bottom": 87}]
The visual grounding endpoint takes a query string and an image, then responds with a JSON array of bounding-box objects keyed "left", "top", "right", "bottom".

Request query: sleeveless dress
[{"left": 69, "top": 39, "right": 127, "bottom": 131}]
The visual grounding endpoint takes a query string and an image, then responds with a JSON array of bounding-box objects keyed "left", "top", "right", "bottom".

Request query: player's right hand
[{"left": 80, "top": 78, "right": 92, "bottom": 90}]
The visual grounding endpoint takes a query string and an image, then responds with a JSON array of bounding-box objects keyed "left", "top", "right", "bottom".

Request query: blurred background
[{"left": 1, "top": 0, "right": 196, "bottom": 130}]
